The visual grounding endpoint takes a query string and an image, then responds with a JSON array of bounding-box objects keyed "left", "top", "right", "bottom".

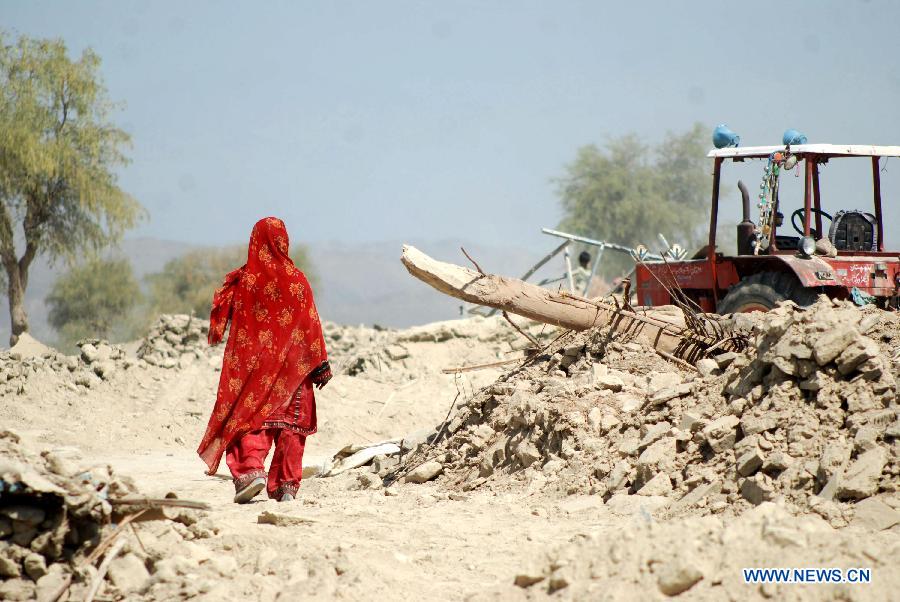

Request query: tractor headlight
[{"left": 799, "top": 236, "right": 816, "bottom": 257}]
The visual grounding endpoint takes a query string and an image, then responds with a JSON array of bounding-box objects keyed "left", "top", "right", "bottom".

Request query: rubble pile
[
  {"left": 75, "top": 339, "right": 134, "bottom": 384},
  {"left": 0, "top": 349, "right": 74, "bottom": 399},
  {"left": 137, "top": 315, "right": 213, "bottom": 368},
  {"left": 513, "top": 502, "right": 900, "bottom": 600},
  {"left": 0, "top": 431, "right": 226, "bottom": 601},
  {"left": 399, "top": 298, "right": 899, "bottom": 521},
  {"left": 323, "top": 315, "right": 550, "bottom": 377},
  {"left": 0, "top": 430, "right": 139, "bottom": 601}
]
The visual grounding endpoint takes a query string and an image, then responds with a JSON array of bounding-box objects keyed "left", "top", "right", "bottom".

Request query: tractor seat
[{"left": 828, "top": 210, "right": 877, "bottom": 251}]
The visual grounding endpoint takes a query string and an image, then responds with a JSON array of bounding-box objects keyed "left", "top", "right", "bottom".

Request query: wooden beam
[{"left": 400, "top": 245, "right": 689, "bottom": 354}]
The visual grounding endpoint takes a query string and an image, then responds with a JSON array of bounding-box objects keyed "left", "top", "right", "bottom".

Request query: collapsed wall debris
[
  {"left": 513, "top": 502, "right": 900, "bottom": 599},
  {"left": 0, "top": 431, "right": 220, "bottom": 601},
  {"left": 137, "top": 315, "right": 212, "bottom": 368},
  {"left": 392, "top": 297, "right": 899, "bottom": 525}
]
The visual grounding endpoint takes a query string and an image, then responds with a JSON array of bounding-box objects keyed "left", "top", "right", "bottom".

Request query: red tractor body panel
[
  {"left": 635, "top": 144, "right": 900, "bottom": 312},
  {"left": 636, "top": 254, "right": 900, "bottom": 309}
]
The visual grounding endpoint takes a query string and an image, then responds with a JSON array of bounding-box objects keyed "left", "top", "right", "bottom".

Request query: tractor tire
[{"left": 717, "top": 272, "right": 818, "bottom": 314}]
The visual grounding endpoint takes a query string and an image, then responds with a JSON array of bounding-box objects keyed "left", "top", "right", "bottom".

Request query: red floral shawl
[{"left": 197, "top": 217, "right": 327, "bottom": 474}]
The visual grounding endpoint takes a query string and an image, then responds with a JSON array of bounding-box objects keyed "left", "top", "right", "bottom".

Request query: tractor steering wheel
[{"left": 790, "top": 207, "right": 833, "bottom": 239}]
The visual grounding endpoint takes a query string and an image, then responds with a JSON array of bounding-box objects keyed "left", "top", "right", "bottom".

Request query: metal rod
[
  {"left": 804, "top": 158, "right": 813, "bottom": 236},
  {"left": 584, "top": 244, "right": 604, "bottom": 296},
  {"left": 873, "top": 157, "right": 884, "bottom": 251},
  {"left": 708, "top": 158, "right": 722, "bottom": 304},
  {"left": 541, "top": 228, "right": 663, "bottom": 260},
  {"left": 812, "top": 160, "right": 823, "bottom": 237},
  {"left": 564, "top": 243, "right": 575, "bottom": 292}
]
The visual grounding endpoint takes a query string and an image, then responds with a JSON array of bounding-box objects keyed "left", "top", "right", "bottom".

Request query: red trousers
[{"left": 225, "top": 428, "right": 307, "bottom": 499}]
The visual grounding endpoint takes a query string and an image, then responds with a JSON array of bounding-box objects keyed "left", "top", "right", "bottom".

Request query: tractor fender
[
  {"left": 729, "top": 255, "right": 839, "bottom": 288},
  {"left": 773, "top": 255, "right": 840, "bottom": 287}
]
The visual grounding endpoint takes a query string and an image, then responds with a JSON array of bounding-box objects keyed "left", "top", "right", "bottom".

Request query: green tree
[
  {"left": 46, "top": 258, "right": 141, "bottom": 348},
  {"left": 0, "top": 33, "right": 143, "bottom": 345},
  {"left": 145, "top": 244, "right": 316, "bottom": 319},
  {"left": 556, "top": 123, "right": 709, "bottom": 277}
]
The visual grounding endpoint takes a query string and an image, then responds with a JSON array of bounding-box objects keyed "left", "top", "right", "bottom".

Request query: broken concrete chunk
[
  {"left": 257, "top": 511, "right": 318, "bottom": 527},
  {"left": 812, "top": 326, "right": 858, "bottom": 365},
  {"left": 739, "top": 475, "right": 774, "bottom": 505},
  {"left": 648, "top": 383, "right": 692, "bottom": 408},
  {"left": 637, "top": 472, "right": 673, "bottom": 496},
  {"left": 714, "top": 351, "right": 739, "bottom": 369},
  {"left": 736, "top": 449, "right": 764, "bottom": 477},
  {"left": 595, "top": 373, "right": 624, "bottom": 392},
  {"left": 385, "top": 344, "right": 410, "bottom": 361},
  {"left": 656, "top": 556, "right": 703, "bottom": 596},
  {"left": 702, "top": 415, "right": 740, "bottom": 453},
  {"left": 837, "top": 448, "right": 887, "bottom": 500},
  {"left": 646, "top": 371, "right": 682, "bottom": 394},
  {"left": 739, "top": 415, "right": 777, "bottom": 436},
  {"left": 404, "top": 460, "right": 444, "bottom": 484},
  {"left": 836, "top": 336, "right": 880, "bottom": 375},
  {"left": 695, "top": 358, "right": 719, "bottom": 376}
]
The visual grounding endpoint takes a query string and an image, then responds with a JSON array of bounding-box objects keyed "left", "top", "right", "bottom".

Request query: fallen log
[{"left": 400, "top": 245, "right": 719, "bottom": 357}]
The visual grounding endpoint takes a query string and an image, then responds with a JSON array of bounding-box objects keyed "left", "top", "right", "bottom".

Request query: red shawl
[{"left": 197, "top": 217, "right": 327, "bottom": 474}]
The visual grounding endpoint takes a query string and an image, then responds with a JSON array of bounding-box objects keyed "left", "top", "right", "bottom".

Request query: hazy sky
[{"left": 4, "top": 0, "right": 900, "bottom": 250}]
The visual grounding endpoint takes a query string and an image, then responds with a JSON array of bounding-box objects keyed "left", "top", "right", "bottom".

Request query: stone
[
  {"left": 702, "top": 415, "right": 740, "bottom": 453},
  {"left": 93, "top": 360, "right": 116, "bottom": 379},
  {"left": 638, "top": 422, "right": 671, "bottom": 450},
  {"left": 35, "top": 564, "right": 67, "bottom": 602},
  {"left": 714, "top": 351, "right": 739, "bottom": 369},
  {"left": 595, "top": 373, "right": 624, "bottom": 392},
  {"left": 637, "top": 472, "right": 672, "bottom": 496},
  {"left": 108, "top": 553, "right": 150, "bottom": 594},
  {"left": 257, "top": 511, "right": 318, "bottom": 527},
  {"left": 646, "top": 371, "right": 682, "bottom": 394},
  {"left": 836, "top": 337, "right": 880, "bottom": 375},
  {"left": 851, "top": 497, "right": 900, "bottom": 531},
  {"left": 23, "top": 553, "right": 47, "bottom": 580},
  {"left": 648, "top": 383, "right": 692, "bottom": 407},
  {"left": 606, "top": 460, "right": 632, "bottom": 491},
  {"left": 0, "top": 578, "right": 35, "bottom": 601},
  {"left": 80, "top": 343, "right": 100, "bottom": 364},
  {"left": 656, "top": 557, "right": 703, "bottom": 596},
  {"left": 516, "top": 440, "right": 541, "bottom": 468},
  {"left": 812, "top": 326, "right": 857, "bottom": 365},
  {"left": 678, "top": 413, "right": 701, "bottom": 432},
  {"left": 762, "top": 451, "right": 792, "bottom": 473},
  {"left": 736, "top": 449, "right": 764, "bottom": 477},
  {"left": 671, "top": 480, "right": 722, "bottom": 512},
  {"left": 0, "top": 554, "right": 21, "bottom": 578},
  {"left": 740, "top": 415, "right": 777, "bottom": 436},
  {"left": 385, "top": 344, "right": 409, "bottom": 361},
  {"left": 404, "top": 460, "right": 444, "bottom": 484},
  {"left": 587, "top": 407, "right": 603, "bottom": 429},
  {"left": 514, "top": 569, "right": 546, "bottom": 588},
  {"left": 837, "top": 448, "right": 887, "bottom": 500},
  {"left": 696, "top": 358, "right": 719, "bottom": 376},
  {"left": 600, "top": 412, "right": 620, "bottom": 432},
  {"left": 740, "top": 475, "right": 774, "bottom": 505}
]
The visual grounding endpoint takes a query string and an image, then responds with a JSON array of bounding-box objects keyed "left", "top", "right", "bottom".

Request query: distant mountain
[{"left": 0, "top": 237, "right": 569, "bottom": 346}]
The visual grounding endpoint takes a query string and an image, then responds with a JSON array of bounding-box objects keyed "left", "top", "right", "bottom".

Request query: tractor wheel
[{"left": 717, "top": 272, "right": 818, "bottom": 314}]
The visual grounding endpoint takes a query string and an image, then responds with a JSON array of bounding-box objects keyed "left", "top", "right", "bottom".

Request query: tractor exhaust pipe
[{"left": 736, "top": 180, "right": 755, "bottom": 255}]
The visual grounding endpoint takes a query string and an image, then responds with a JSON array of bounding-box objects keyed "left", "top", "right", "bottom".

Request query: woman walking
[{"left": 198, "top": 217, "right": 331, "bottom": 503}]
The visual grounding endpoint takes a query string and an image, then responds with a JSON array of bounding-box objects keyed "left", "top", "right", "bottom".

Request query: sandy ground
[{"left": 2, "top": 312, "right": 898, "bottom": 601}]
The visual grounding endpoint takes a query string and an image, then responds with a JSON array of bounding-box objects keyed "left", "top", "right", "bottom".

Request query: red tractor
[{"left": 635, "top": 144, "right": 900, "bottom": 313}]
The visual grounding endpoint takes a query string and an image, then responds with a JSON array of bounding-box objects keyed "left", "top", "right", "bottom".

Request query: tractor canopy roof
[{"left": 708, "top": 144, "right": 900, "bottom": 160}]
